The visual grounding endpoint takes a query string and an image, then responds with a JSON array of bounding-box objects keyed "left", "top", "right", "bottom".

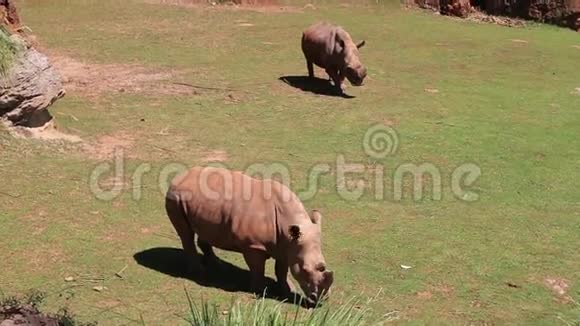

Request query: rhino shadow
[
  {"left": 134, "top": 247, "right": 310, "bottom": 307},
  {"left": 278, "top": 76, "right": 355, "bottom": 99}
]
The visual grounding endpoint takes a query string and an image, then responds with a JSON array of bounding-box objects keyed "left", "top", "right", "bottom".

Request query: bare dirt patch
[
  {"left": 434, "top": 284, "right": 455, "bottom": 297},
  {"left": 82, "top": 132, "right": 135, "bottom": 160},
  {"left": 545, "top": 277, "right": 569, "bottom": 296},
  {"left": 144, "top": 0, "right": 305, "bottom": 13},
  {"left": 416, "top": 291, "right": 433, "bottom": 300},
  {"left": 383, "top": 118, "right": 399, "bottom": 127},
  {"left": 201, "top": 149, "right": 228, "bottom": 162},
  {"left": 49, "top": 54, "right": 197, "bottom": 97},
  {"left": 544, "top": 277, "right": 573, "bottom": 303},
  {"left": 6, "top": 120, "right": 82, "bottom": 142}
]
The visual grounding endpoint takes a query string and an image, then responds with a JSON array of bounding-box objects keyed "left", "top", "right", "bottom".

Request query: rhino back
[
  {"left": 302, "top": 22, "right": 357, "bottom": 70},
  {"left": 169, "top": 167, "right": 300, "bottom": 255},
  {"left": 302, "top": 22, "right": 339, "bottom": 68}
]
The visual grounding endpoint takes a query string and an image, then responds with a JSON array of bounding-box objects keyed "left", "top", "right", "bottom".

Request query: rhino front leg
[
  {"left": 275, "top": 260, "right": 296, "bottom": 296},
  {"left": 243, "top": 250, "right": 268, "bottom": 295},
  {"left": 326, "top": 68, "right": 345, "bottom": 92}
]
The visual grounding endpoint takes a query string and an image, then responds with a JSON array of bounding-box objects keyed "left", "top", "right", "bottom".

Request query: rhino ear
[
  {"left": 311, "top": 210, "right": 322, "bottom": 225},
  {"left": 289, "top": 225, "right": 302, "bottom": 242},
  {"left": 357, "top": 40, "right": 366, "bottom": 49}
]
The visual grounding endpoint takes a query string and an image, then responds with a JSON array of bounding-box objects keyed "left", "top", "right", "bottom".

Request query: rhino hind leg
[
  {"left": 198, "top": 239, "right": 215, "bottom": 258},
  {"left": 198, "top": 239, "right": 220, "bottom": 267},
  {"left": 307, "top": 60, "right": 314, "bottom": 78},
  {"left": 165, "top": 196, "right": 203, "bottom": 275}
]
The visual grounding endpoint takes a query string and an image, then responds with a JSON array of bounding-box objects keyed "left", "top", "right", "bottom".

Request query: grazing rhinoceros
[
  {"left": 165, "top": 166, "right": 334, "bottom": 304},
  {"left": 301, "top": 22, "right": 367, "bottom": 92}
]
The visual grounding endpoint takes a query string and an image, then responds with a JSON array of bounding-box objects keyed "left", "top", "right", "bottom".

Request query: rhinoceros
[
  {"left": 165, "top": 167, "right": 334, "bottom": 304},
  {"left": 301, "top": 22, "right": 367, "bottom": 92}
]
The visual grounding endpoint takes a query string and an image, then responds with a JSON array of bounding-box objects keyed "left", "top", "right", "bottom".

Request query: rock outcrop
[
  {"left": 409, "top": 0, "right": 580, "bottom": 30},
  {"left": 0, "top": 37, "right": 65, "bottom": 127},
  {"left": 0, "top": 0, "right": 65, "bottom": 129},
  {"left": 441, "top": 0, "right": 472, "bottom": 17}
]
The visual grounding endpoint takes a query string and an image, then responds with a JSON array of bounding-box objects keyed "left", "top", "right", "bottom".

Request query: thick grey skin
[
  {"left": 165, "top": 167, "right": 334, "bottom": 304},
  {"left": 301, "top": 22, "right": 367, "bottom": 92}
]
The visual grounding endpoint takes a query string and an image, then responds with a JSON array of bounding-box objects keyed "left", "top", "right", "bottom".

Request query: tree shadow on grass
[
  {"left": 278, "top": 76, "right": 355, "bottom": 99},
  {"left": 134, "top": 247, "right": 309, "bottom": 307}
]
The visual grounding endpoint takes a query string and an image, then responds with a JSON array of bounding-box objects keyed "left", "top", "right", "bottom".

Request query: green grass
[
  {"left": 0, "top": 26, "right": 20, "bottom": 76},
  {"left": 0, "top": 0, "right": 579, "bottom": 324},
  {"left": 184, "top": 289, "right": 388, "bottom": 325}
]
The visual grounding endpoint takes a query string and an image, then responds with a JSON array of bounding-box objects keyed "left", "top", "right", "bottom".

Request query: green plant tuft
[
  {"left": 0, "top": 26, "right": 21, "bottom": 78},
  {"left": 183, "top": 288, "right": 389, "bottom": 326}
]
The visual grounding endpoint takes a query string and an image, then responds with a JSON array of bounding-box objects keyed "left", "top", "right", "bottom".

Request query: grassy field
[{"left": 1, "top": 0, "right": 579, "bottom": 324}]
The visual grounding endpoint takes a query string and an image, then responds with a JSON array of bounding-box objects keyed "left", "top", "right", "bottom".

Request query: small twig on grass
[
  {"left": 383, "top": 310, "right": 401, "bottom": 322},
  {"left": 56, "top": 112, "right": 79, "bottom": 121},
  {"left": 427, "top": 121, "right": 456, "bottom": 127},
  {"left": 115, "top": 265, "right": 128, "bottom": 279},
  {"left": 172, "top": 82, "right": 236, "bottom": 92},
  {"left": 147, "top": 143, "right": 177, "bottom": 154},
  {"left": 0, "top": 191, "right": 21, "bottom": 198}
]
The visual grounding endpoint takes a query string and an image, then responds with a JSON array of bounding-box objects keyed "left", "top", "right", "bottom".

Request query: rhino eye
[{"left": 315, "top": 263, "right": 326, "bottom": 272}]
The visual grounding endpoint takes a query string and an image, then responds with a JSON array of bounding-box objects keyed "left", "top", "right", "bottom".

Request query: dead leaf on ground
[{"left": 425, "top": 88, "right": 439, "bottom": 94}]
